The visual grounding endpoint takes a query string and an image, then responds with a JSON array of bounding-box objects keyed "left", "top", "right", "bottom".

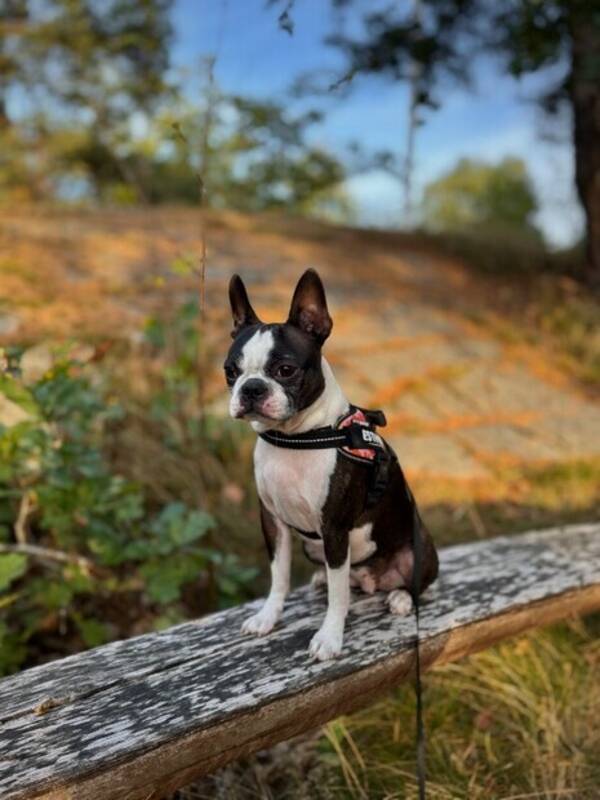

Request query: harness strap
[
  {"left": 258, "top": 408, "right": 387, "bottom": 454},
  {"left": 259, "top": 426, "right": 349, "bottom": 449},
  {"left": 259, "top": 406, "right": 389, "bottom": 509}
]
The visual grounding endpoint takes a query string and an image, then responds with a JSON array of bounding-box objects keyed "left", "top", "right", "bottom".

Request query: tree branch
[{"left": 0, "top": 543, "right": 98, "bottom": 574}]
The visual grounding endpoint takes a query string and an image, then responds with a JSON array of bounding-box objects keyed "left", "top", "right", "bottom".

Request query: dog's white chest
[{"left": 254, "top": 438, "right": 337, "bottom": 532}]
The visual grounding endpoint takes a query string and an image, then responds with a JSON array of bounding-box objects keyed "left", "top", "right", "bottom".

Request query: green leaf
[
  {"left": 0, "top": 553, "right": 28, "bottom": 592},
  {"left": 74, "top": 616, "right": 110, "bottom": 649},
  {"left": 169, "top": 254, "right": 195, "bottom": 276},
  {"left": 143, "top": 503, "right": 215, "bottom": 557},
  {"left": 140, "top": 553, "right": 204, "bottom": 604},
  {"left": 26, "top": 575, "right": 74, "bottom": 609},
  {"left": 0, "top": 373, "right": 39, "bottom": 418},
  {"left": 153, "top": 609, "right": 185, "bottom": 631},
  {"left": 0, "top": 622, "right": 26, "bottom": 675},
  {"left": 143, "top": 317, "right": 166, "bottom": 348},
  {"left": 172, "top": 508, "right": 214, "bottom": 546}
]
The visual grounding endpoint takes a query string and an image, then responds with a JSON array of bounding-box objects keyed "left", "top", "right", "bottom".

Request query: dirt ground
[{"left": 2, "top": 206, "right": 599, "bottom": 509}]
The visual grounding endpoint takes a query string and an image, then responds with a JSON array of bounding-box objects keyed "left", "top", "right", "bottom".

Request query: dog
[{"left": 224, "top": 269, "right": 438, "bottom": 661}]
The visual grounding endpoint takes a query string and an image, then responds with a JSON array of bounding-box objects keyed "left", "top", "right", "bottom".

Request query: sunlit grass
[{"left": 313, "top": 619, "right": 600, "bottom": 799}]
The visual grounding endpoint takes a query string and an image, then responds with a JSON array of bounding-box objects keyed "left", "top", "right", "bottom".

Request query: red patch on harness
[{"left": 338, "top": 408, "right": 377, "bottom": 461}]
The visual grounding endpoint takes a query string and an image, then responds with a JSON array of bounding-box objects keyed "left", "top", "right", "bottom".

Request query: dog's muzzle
[{"left": 237, "top": 378, "right": 269, "bottom": 416}]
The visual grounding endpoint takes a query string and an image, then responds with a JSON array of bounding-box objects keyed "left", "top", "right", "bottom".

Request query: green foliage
[
  {"left": 0, "top": 0, "right": 173, "bottom": 203},
  {"left": 423, "top": 157, "right": 540, "bottom": 235},
  {"left": 1, "top": 13, "right": 350, "bottom": 216},
  {"left": 0, "top": 553, "right": 27, "bottom": 591},
  {"left": 312, "top": 0, "right": 600, "bottom": 285},
  {"left": 127, "top": 89, "right": 350, "bottom": 216},
  {"left": 1, "top": 0, "right": 173, "bottom": 121},
  {"left": 318, "top": 1, "right": 588, "bottom": 118},
  {"left": 0, "top": 337, "right": 256, "bottom": 676}
]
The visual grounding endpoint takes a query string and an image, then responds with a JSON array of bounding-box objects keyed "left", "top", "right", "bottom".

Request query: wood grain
[{"left": 1, "top": 522, "right": 599, "bottom": 800}]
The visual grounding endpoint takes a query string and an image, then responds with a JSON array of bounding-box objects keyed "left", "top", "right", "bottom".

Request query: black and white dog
[{"left": 224, "top": 269, "right": 438, "bottom": 661}]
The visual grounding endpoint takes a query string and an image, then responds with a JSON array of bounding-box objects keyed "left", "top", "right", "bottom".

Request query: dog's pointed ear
[
  {"left": 287, "top": 269, "right": 332, "bottom": 344},
  {"left": 229, "top": 274, "right": 261, "bottom": 338}
]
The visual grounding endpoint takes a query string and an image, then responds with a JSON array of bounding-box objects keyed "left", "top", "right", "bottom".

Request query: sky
[{"left": 171, "top": 0, "right": 583, "bottom": 247}]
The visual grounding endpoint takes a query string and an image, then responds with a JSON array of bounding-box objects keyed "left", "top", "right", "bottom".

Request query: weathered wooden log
[{"left": 1, "top": 522, "right": 599, "bottom": 800}]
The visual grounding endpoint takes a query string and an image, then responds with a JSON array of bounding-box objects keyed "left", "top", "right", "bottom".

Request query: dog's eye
[
  {"left": 275, "top": 364, "right": 297, "bottom": 379},
  {"left": 224, "top": 364, "right": 240, "bottom": 383}
]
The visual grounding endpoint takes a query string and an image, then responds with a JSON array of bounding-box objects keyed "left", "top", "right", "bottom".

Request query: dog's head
[{"left": 224, "top": 269, "right": 333, "bottom": 426}]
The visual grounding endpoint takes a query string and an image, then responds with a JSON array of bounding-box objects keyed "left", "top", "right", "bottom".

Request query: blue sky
[{"left": 171, "top": 0, "right": 582, "bottom": 246}]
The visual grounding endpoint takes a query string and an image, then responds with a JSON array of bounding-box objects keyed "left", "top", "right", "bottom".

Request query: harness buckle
[
  {"left": 359, "top": 408, "right": 387, "bottom": 428},
  {"left": 346, "top": 423, "right": 384, "bottom": 450}
]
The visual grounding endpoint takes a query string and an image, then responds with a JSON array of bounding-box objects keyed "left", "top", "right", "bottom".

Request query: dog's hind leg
[{"left": 311, "top": 568, "right": 327, "bottom": 589}]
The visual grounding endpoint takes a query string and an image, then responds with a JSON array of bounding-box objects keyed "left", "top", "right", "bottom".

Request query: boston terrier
[{"left": 224, "top": 269, "right": 439, "bottom": 661}]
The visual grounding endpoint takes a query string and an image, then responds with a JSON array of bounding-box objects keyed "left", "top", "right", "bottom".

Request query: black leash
[
  {"left": 261, "top": 406, "right": 428, "bottom": 796},
  {"left": 411, "top": 500, "right": 427, "bottom": 800}
]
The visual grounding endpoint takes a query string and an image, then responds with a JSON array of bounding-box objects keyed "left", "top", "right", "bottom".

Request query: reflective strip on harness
[{"left": 258, "top": 406, "right": 387, "bottom": 461}]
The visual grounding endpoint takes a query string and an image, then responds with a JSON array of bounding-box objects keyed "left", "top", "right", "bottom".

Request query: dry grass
[{"left": 319, "top": 618, "right": 600, "bottom": 799}]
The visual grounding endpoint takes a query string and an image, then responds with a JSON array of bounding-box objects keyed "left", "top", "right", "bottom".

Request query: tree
[
  {"left": 1, "top": 0, "right": 172, "bottom": 123},
  {"left": 279, "top": 0, "right": 600, "bottom": 287},
  {"left": 126, "top": 89, "right": 350, "bottom": 217},
  {"left": 0, "top": 0, "right": 173, "bottom": 200},
  {"left": 494, "top": 2, "right": 599, "bottom": 287},
  {"left": 423, "top": 157, "right": 540, "bottom": 235},
  {"left": 222, "top": 97, "right": 346, "bottom": 214}
]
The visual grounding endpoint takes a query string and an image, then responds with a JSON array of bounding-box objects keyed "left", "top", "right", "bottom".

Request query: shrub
[{"left": 0, "top": 340, "right": 256, "bottom": 675}]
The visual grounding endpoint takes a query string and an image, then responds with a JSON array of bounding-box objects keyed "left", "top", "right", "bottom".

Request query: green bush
[{"left": 0, "top": 338, "right": 256, "bottom": 676}]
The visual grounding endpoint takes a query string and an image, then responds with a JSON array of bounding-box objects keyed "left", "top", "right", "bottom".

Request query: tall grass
[{"left": 319, "top": 619, "right": 599, "bottom": 799}]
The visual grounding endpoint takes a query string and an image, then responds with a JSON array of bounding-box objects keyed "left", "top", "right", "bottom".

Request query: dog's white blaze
[{"left": 240, "top": 328, "right": 274, "bottom": 373}]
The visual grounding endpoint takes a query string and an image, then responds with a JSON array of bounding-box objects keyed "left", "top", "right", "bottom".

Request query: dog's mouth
[
  {"left": 235, "top": 399, "right": 274, "bottom": 421},
  {"left": 234, "top": 398, "right": 293, "bottom": 423}
]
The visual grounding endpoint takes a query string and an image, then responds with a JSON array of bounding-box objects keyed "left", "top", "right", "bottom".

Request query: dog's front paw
[
  {"left": 241, "top": 606, "right": 280, "bottom": 636},
  {"left": 309, "top": 625, "right": 343, "bottom": 661}
]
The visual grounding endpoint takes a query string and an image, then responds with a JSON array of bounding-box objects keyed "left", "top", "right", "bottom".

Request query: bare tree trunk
[
  {"left": 402, "top": 0, "right": 422, "bottom": 222},
  {"left": 0, "top": 96, "right": 8, "bottom": 129},
  {"left": 569, "top": 6, "right": 600, "bottom": 289}
]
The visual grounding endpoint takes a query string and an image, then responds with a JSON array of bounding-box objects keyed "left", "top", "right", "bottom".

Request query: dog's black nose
[{"left": 240, "top": 378, "right": 268, "bottom": 401}]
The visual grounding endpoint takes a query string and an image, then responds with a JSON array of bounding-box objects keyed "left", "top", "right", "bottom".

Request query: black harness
[
  {"left": 259, "top": 406, "right": 387, "bottom": 450},
  {"left": 259, "top": 405, "right": 396, "bottom": 510},
  {"left": 259, "top": 404, "right": 428, "bottom": 799}
]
